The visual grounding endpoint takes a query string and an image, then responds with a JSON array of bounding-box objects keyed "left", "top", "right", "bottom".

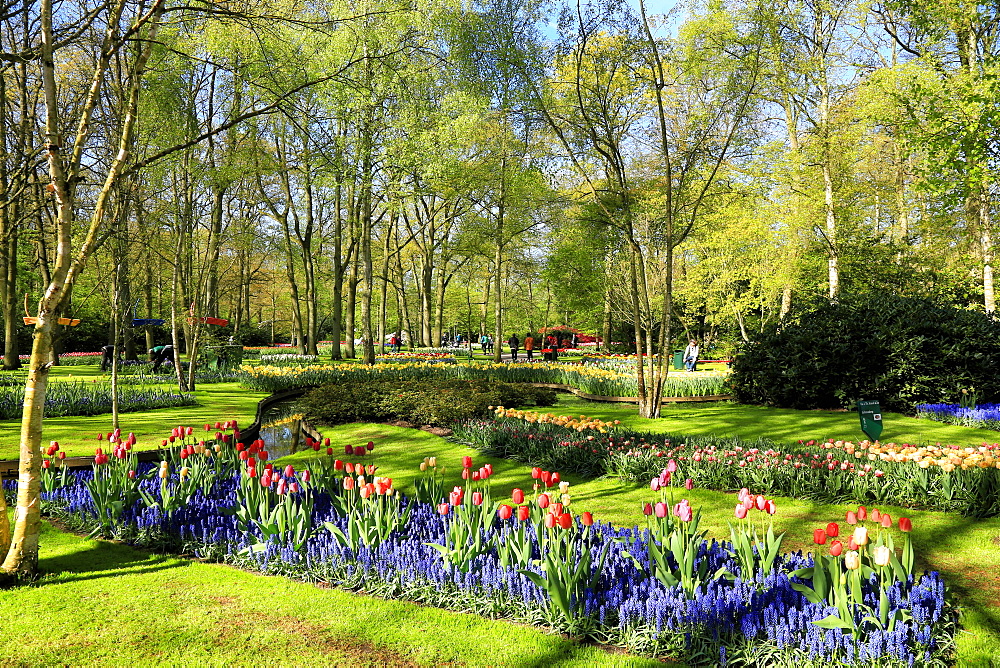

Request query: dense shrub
[
  {"left": 730, "top": 295, "right": 1000, "bottom": 412},
  {"left": 297, "top": 379, "right": 557, "bottom": 427}
]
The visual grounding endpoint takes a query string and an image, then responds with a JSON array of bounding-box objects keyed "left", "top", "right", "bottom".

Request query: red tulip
[
  {"left": 276, "top": 479, "right": 287, "bottom": 495},
  {"left": 643, "top": 502, "right": 653, "bottom": 516},
  {"left": 239, "top": 451, "right": 249, "bottom": 461},
  {"left": 366, "top": 440, "right": 374, "bottom": 451},
  {"left": 462, "top": 456, "right": 472, "bottom": 468},
  {"left": 366, "top": 464, "right": 376, "bottom": 475},
  {"left": 461, "top": 468, "right": 470, "bottom": 480},
  {"left": 326, "top": 447, "right": 334, "bottom": 456},
  {"left": 345, "top": 462, "right": 355, "bottom": 474},
  {"left": 551, "top": 472, "right": 560, "bottom": 485},
  {"left": 543, "top": 514, "right": 557, "bottom": 529},
  {"left": 551, "top": 503, "right": 563, "bottom": 516},
  {"left": 846, "top": 511, "right": 858, "bottom": 525},
  {"left": 517, "top": 506, "right": 530, "bottom": 521},
  {"left": 259, "top": 451, "right": 268, "bottom": 461},
  {"left": 899, "top": 517, "right": 912, "bottom": 532},
  {"left": 581, "top": 511, "right": 594, "bottom": 526},
  {"left": 881, "top": 513, "right": 892, "bottom": 528},
  {"left": 734, "top": 504, "right": 748, "bottom": 520},
  {"left": 537, "top": 493, "right": 550, "bottom": 509},
  {"left": 283, "top": 464, "right": 295, "bottom": 478},
  {"left": 871, "top": 508, "right": 882, "bottom": 523},
  {"left": 531, "top": 467, "right": 541, "bottom": 479},
  {"left": 558, "top": 513, "right": 573, "bottom": 530},
  {"left": 260, "top": 473, "right": 272, "bottom": 488},
  {"left": 498, "top": 504, "right": 513, "bottom": 520},
  {"left": 684, "top": 478, "right": 694, "bottom": 490},
  {"left": 830, "top": 540, "right": 844, "bottom": 556},
  {"left": 247, "top": 466, "right": 257, "bottom": 478},
  {"left": 312, "top": 442, "right": 321, "bottom": 451},
  {"left": 540, "top": 471, "right": 552, "bottom": 487},
  {"left": 437, "top": 503, "right": 450, "bottom": 516},
  {"left": 764, "top": 500, "right": 776, "bottom": 515},
  {"left": 512, "top": 488, "right": 525, "bottom": 504},
  {"left": 353, "top": 445, "right": 365, "bottom": 456},
  {"left": 58, "top": 452, "right": 65, "bottom": 460},
  {"left": 42, "top": 459, "right": 51, "bottom": 469},
  {"left": 813, "top": 528, "right": 827, "bottom": 545},
  {"left": 826, "top": 522, "right": 840, "bottom": 537},
  {"left": 755, "top": 495, "right": 766, "bottom": 511},
  {"left": 848, "top": 536, "right": 858, "bottom": 551},
  {"left": 97, "top": 432, "right": 103, "bottom": 441},
  {"left": 359, "top": 485, "right": 371, "bottom": 499},
  {"left": 334, "top": 459, "right": 344, "bottom": 471},
  {"left": 472, "top": 491, "right": 483, "bottom": 506},
  {"left": 450, "top": 490, "right": 463, "bottom": 506},
  {"left": 857, "top": 506, "right": 867, "bottom": 521},
  {"left": 303, "top": 470, "right": 311, "bottom": 483},
  {"left": 344, "top": 444, "right": 353, "bottom": 455}
]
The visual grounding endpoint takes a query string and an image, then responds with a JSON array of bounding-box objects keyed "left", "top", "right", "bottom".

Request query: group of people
[{"left": 479, "top": 333, "right": 495, "bottom": 354}]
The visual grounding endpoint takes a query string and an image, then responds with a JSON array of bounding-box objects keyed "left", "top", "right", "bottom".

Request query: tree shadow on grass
[{"left": 35, "top": 530, "right": 188, "bottom": 585}]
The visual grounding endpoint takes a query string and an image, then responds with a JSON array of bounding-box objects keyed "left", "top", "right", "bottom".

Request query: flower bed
[
  {"left": 452, "top": 416, "right": 1000, "bottom": 517},
  {"left": 33, "top": 428, "right": 955, "bottom": 667},
  {"left": 258, "top": 354, "right": 320, "bottom": 365},
  {"left": 238, "top": 361, "right": 730, "bottom": 399},
  {"left": 917, "top": 403, "right": 1000, "bottom": 431},
  {"left": 0, "top": 381, "right": 196, "bottom": 419},
  {"left": 375, "top": 352, "right": 456, "bottom": 362}
]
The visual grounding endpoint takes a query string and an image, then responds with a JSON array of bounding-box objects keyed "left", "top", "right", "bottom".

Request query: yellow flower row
[
  {"left": 822, "top": 439, "right": 1000, "bottom": 471},
  {"left": 491, "top": 405, "right": 620, "bottom": 433}
]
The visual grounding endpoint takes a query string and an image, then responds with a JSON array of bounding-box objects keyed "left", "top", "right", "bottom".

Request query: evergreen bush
[
  {"left": 297, "top": 379, "right": 557, "bottom": 427},
  {"left": 730, "top": 295, "right": 1000, "bottom": 412}
]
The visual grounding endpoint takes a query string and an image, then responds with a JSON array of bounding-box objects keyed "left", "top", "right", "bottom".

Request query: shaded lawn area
[
  {"left": 0, "top": 521, "right": 659, "bottom": 668},
  {"left": 0, "top": 379, "right": 265, "bottom": 460}
]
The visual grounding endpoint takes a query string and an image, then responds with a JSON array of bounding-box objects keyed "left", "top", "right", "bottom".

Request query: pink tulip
[
  {"left": 284, "top": 464, "right": 295, "bottom": 478},
  {"left": 654, "top": 502, "right": 668, "bottom": 518},
  {"left": 734, "top": 504, "right": 748, "bottom": 519},
  {"left": 498, "top": 504, "right": 513, "bottom": 520},
  {"left": 650, "top": 477, "right": 661, "bottom": 492},
  {"left": 437, "top": 503, "right": 450, "bottom": 515},
  {"left": 538, "top": 493, "right": 550, "bottom": 509},
  {"left": 471, "top": 491, "right": 483, "bottom": 506},
  {"left": 830, "top": 540, "right": 844, "bottom": 557},
  {"left": 684, "top": 478, "right": 693, "bottom": 490}
]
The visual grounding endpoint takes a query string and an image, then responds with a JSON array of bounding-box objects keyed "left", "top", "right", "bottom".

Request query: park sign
[{"left": 858, "top": 400, "right": 883, "bottom": 441}]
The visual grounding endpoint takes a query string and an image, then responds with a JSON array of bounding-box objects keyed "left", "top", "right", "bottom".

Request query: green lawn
[
  {"left": 0, "top": 368, "right": 265, "bottom": 460},
  {"left": 2, "top": 373, "right": 999, "bottom": 664}
]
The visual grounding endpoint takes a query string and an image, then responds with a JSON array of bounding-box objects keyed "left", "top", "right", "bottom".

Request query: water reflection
[{"left": 256, "top": 401, "right": 306, "bottom": 459}]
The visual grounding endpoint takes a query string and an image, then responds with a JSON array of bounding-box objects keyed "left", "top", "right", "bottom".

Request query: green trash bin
[{"left": 672, "top": 349, "right": 684, "bottom": 370}]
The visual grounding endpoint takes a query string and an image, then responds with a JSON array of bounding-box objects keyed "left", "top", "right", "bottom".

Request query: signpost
[{"left": 858, "top": 399, "right": 883, "bottom": 441}]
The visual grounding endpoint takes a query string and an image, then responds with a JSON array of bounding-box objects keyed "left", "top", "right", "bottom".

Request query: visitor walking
[
  {"left": 508, "top": 334, "right": 519, "bottom": 361},
  {"left": 389, "top": 334, "right": 400, "bottom": 353},
  {"left": 683, "top": 339, "right": 700, "bottom": 372},
  {"left": 480, "top": 333, "right": 489, "bottom": 354},
  {"left": 524, "top": 333, "right": 535, "bottom": 360}
]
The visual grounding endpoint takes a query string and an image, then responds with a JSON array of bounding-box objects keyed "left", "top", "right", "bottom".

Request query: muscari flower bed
[
  {"left": 452, "top": 413, "right": 1000, "bottom": 518},
  {"left": 0, "top": 381, "right": 196, "bottom": 419},
  {"left": 27, "top": 428, "right": 956, "bottom": 667},
  {"left": 917, "top": 403, "right": 1000, "bottom": 431}
]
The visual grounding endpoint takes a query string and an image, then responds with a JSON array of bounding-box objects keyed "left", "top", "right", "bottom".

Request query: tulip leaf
[
  {"left": 790, "top": 582, "right": 826, "bottom": 605},
  {"left": 813, "top": 614, "right": 854, "bottom": 630}
]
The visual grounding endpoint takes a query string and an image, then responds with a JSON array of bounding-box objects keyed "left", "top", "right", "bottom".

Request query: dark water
[{"left": 256, "top": 401, "right": 305, "bottom": 459}]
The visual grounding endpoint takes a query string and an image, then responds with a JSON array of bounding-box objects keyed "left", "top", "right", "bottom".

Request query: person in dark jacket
[
  {"left": 508, "top": 334, "right": 519, "bottom": 361},
  {"left": 149, "top": 344, "right": 174, "bottom": 372}
]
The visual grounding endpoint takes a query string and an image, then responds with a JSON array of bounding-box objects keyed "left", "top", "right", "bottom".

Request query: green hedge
[
  {"left": 297, "top": 379, "right": 557, "bottom": 427},
  {"left": 731, "top": 295, "right": 1000, "bottom": 412}
]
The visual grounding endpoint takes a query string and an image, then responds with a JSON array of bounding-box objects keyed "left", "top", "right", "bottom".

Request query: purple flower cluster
[{"left": 40, "top": 464, "right": 952, "bottom": 666}]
